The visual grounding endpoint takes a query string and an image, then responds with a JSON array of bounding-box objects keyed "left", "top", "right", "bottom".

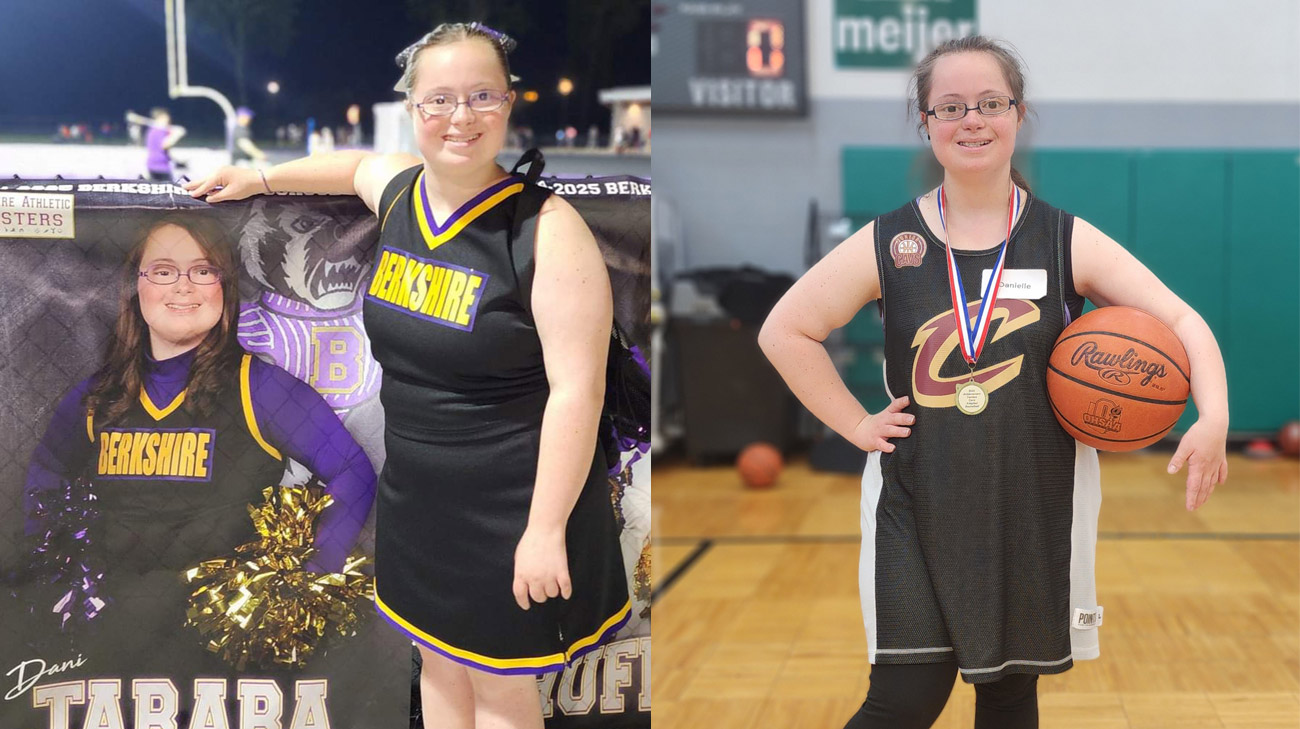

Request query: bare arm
[
  {"left": 184, "top": 151, "right": 421, "bottom": 214},
  {"left": 758, "top": 221, "right": 913, "bottom": 452},
  {"left": 353, "top": 153, "right": 423, "bottom": 213},
  {"left": 162, "top": 125, "right": 186, "bottom": 150},
  {"left": 1071, "top": 217, "right": 1229, "bottom": 509},
  {"left": 512, "top": 194, "right": 612, "bottom": 610}
]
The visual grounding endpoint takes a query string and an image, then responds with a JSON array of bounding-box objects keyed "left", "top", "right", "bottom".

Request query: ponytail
[{"left": 1011, "top": 166, "right": 1032, "bottom": 194}]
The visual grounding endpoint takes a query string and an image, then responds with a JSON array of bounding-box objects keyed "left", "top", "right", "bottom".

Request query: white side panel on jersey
[
  {"left": 860, "top": 450, "right": 884, "bottom": 663},
  {"left": 1068, "top": 442, "right": 1103, "bottom": 660}
]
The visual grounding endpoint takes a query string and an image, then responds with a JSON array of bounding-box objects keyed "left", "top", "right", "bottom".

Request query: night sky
[{"left": 0, "top": 0, "right": 650, "bottom": 142}]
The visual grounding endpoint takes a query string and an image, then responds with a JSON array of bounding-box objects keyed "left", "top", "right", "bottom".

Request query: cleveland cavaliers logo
[
  {"left": 910, "top": 299, "right": 1040, "bottom": 409},
  {"left": 889, "top": 232, "right": 926, "bottom": 268}
]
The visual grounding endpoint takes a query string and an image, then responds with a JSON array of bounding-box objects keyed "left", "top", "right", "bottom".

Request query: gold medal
[
  {"left": 939, "top": 184, "right": 1019, "bottom": 417},
  {"left": 955, "top": 381, "right": 988, "bottom": 415}
]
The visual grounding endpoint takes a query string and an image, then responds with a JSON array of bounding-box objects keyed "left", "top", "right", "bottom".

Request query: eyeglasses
[
  {"left": 925, "top": 96, "right": 1018, "bottom": 121},
  {"left": 139, "top": 264, "right": 222, "bottom": 286},
  {"left": 413, "top": 90, "right": 510, "bottom": 118}
]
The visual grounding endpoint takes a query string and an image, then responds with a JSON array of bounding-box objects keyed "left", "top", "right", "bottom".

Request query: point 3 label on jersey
[
  {"left": 1072, "top": 606, "right": 1103, "bottom": 630},
  {"left": 890, "top": 231, "right": 927, "bottom": 268},
  {"left": 0, "top": 192, "right": 75, "bottom": 239}
]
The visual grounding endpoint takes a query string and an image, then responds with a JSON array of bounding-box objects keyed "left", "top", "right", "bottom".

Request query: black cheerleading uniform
[
  {"left": 860, "top": 194, "right": 1102, "bottom": 684},
  {"left": 365, "top": 166, "right": 630, "bottom": 675},
  {"left": 87, "top": 356, "right": 286, "bottom": 574},
  {"left": 77, "top": 353, "right": 288, "bottom": 676},
  {"left": 23, "top": 347, "right": 377, "bottom": 678}
]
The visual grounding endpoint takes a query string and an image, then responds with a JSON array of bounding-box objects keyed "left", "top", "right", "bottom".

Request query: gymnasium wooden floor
[{"left": 652, "top": 451, "right": 1300, "bottom": 728}]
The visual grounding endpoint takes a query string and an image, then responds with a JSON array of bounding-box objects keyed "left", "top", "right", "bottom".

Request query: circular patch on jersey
[{"left": 890, "top": 232, "right": 927, "bottom": 268}]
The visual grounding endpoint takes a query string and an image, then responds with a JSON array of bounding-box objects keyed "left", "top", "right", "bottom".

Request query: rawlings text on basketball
[{"left": 1069, "top": 341, "right": 1168, "bottom": 388}]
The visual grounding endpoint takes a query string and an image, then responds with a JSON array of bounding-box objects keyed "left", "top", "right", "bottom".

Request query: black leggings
[{"left": 843, "top": 662, "right": 1039, "bottom": 729}]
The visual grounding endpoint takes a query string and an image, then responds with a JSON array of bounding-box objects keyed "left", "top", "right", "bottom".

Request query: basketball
[
  {"left": 1046, "top": 306, "right": 1190, "bottom": 452},
  {"left": 1278, "top": 421, "right": 1300, "bottom": 457},
  {"left": 736, "top": 442, "right": 782, "bottom": 489}
]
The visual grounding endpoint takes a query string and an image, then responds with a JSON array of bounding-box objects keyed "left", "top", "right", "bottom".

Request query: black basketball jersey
[
  {"left": 86, "top": 354, "right": 286, "bottom": 572},
  {"left": 865, "top": 193, "right": 1095, "bottom": 682}
]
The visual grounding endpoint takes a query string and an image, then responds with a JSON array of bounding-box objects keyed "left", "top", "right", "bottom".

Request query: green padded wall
[
  {"left": 1133, "top": 152, "right": 1230, "bottom": 431},
  {"left": 841, "top": 148, "right": 933, "bottom": 218},
  {"left": 1030, "top": 151, "right": 1132, "bottom": 247},
  {"left": 1225, "top": 152, "right": 1300, "bottom": 431}
]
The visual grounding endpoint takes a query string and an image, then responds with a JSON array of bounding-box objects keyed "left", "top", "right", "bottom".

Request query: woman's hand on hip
[
  {"left": 512, "top": 525, "right": 572, "bottom": 610},
  {"left": 850, "top": 395, "right": 914, "bottom": 453},
  {"left": 183, "top": 165, "right": 263, "bottom": 202}
]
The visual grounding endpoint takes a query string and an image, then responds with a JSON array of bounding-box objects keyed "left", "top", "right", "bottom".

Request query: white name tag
[
  {"left": 1072, "top": 606, "right": 1104, "bottom": 630},
  {"left": 981, "top": 268, "right": 1046, "bottom": 300}
]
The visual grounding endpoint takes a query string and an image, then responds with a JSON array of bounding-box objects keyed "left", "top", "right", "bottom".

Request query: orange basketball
[
  {"left": 1278, "top": 421, "right": 1300, "bottom": 458},
  {"left": 1047, "top": 306, "right": 1190, "bottom": 452},
  {"left": 736, "top": 442, "right": 782, "bottom": 489}
]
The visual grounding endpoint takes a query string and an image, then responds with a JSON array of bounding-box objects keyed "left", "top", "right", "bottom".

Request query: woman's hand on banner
[{"left": 184, "top": 166, "right": 265, "bottom": 203}]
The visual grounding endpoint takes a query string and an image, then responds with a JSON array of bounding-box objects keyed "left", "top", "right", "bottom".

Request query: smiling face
[
  {"left": 922, "top": 51, "right": 1024, "bottom": 181},
  {"left": 408, "top": 38, "right": 513, "bottom": 172},
  {"left": 136, "top": 223, "right": 224, "bottom": 360}
]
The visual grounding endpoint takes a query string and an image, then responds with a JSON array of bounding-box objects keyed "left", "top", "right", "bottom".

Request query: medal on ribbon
[{"left": 937, "top": 184, "right": 1020, "bottom": 415}]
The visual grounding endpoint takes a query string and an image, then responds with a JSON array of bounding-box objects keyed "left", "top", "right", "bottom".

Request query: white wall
[
  {"left": 660, "top": 1, "right": 1300, "bottom": 274},
  {"left": 0, "top": 144, "right": 233, "bottom": 180},
  {"left": 811, "top": 0, "right": 1300, "bottom": 102}
]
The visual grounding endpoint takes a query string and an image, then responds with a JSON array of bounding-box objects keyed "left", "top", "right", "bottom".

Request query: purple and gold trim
[
  {"left": 240, "top": 354, "right": 284, "bottom": 460},
  {"left": 380, "top": 183, "right": 410, "bottom": 233},
  {"left": 413, "top": 171, "right": 524, "bottom": 251},
  {"left": 140, "top": 388, "right": 186, "bottom": 421},
  {"left": 374, "top": 587, "right": 632, "bottom": 675}
]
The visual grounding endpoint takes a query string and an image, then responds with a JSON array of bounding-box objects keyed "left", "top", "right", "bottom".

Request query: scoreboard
[{"left": 653, "top": 0, "right": 807, "bottom": 117}]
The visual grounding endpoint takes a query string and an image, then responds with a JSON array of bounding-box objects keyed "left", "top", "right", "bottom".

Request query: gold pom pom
[
  {"left": 181, "top": 485, "right": 372, "bottom": 670},
  {"left": 635, "top": 543, "right": 651, "bottom": 619}
]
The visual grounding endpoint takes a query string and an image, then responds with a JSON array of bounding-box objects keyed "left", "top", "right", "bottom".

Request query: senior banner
[{"left": 0, "top": 174, "right": 650, "bottom": 729}]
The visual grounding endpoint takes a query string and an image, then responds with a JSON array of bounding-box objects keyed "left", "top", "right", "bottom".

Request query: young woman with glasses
[
  {"left": 759, "top": 36, "right": 1228, "bottom": 729},
  {"left": 185, "top": 22, "right": 628, "bottom": 729},
  {"left": 23, "top": 214, "right": 375, "bottom": 676}
]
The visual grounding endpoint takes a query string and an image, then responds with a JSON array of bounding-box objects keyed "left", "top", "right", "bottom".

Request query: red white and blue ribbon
[{"left": 937, "top": 184, "right": 1020, "bottom": 365}]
